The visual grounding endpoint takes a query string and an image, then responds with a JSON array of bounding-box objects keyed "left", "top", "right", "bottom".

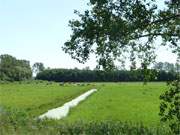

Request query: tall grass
[{"left": 0, "top": 108, "right": 172, "bottom": 135}]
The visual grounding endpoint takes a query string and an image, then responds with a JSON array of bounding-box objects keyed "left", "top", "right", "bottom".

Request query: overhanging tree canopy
[
  {"left": 63, "top": 0, "right": 180, "bottom": 133},
  {"left": 63, "top": 0, "right": 179, "bottom": 70}
]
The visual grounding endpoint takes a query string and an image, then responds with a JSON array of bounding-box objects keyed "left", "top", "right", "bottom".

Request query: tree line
[
  {"left": 36, "top": 68, "right": 178, "bottom": 82},
  {"left": 0, "top": 54, "right": 44, "bottom": 81},
  {"left": 0, "top": 54, "right": 178, "bottom": 82}
]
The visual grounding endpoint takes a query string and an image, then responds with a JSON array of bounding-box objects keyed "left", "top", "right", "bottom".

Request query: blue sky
[{"left": 0, "top": 0, "right": 177, "bottom": 69}]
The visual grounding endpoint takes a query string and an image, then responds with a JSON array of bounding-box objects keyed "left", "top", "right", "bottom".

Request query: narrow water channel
[{"left": 39, "top": 89, "right": 97, "bottom": 119}]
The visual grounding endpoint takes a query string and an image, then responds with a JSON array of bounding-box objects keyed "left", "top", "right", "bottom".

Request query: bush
[{"left": 159, "top": 80, "right": 180, "bottom": 134}]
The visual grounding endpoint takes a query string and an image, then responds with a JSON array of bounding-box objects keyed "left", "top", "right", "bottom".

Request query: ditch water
[{"left": 39, "top": 89, "right": 97, "bottom": 119}]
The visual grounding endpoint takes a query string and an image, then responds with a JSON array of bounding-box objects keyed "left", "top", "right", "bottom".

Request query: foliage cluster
[
  {"left": 32, "top": 62, "right": 45, "bottom": 75},
  {"left": 160, "top": 80, "right": 180, "bottom": 134},
  {"left": 0, "top": 54, "right": 32, "bottom": 81},
  {"left": 63, "top": 0, "right": 180, "bottom": 70}
]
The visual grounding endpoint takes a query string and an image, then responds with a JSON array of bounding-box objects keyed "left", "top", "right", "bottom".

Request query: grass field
[
  {"left": 64, "top": 83, "right": 167, "bottom": 126},
  {"left": 0, "top": 81, "right": 171, "bottom": 134},
  {"left": 0, "top": 81, "right": 93, "bottom": 117},
  {"left": 0, "top": 82, "right": 167, "bottom": 124}
]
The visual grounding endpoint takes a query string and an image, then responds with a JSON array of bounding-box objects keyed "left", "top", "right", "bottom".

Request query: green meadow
[
  {"left": 64, "top": 83, "right": 167, "bottom": 126},
  {"left": 0, "top": 82, "right": 167, "bottom": 125},
  {"left": 0, "top": 81, "right": 92, "bottom": 117},
  {"left": 0, "top": 81, "right": 173, "bottom": 134}
]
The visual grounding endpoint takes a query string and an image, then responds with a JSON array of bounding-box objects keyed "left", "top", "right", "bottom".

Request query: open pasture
[
  {"left": 0, "top": 81, "right": 92, "bottom": 117},
  {"left": 0, "top": 82, "right": 172, "bottom": 134},
  {"left": 0, "top": 82, "right": 167, "bottom": 125},
  {"left": 64, "top": 82, "right": 167, "bottom": 126}
]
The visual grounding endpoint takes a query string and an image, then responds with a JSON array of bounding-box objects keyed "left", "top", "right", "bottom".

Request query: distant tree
[
  {"left": 32, "top": 62, "right": 45, "bottom": 75},
  {"left": 83, "top": 66, "right": 90, "bottom": 70},
  {"left": 0, "top": 54, "right": 32, "bottom": 81},
  {"left": 164, "top": 62, "right": 175, "bottom": 72},
  {"left": 153, "top": 62, "right": 176, "bottom": 72},
  {"left": 0, "top": 54, "right": 15, "bottom": 80},
  {"left": 175, "top": 62, "right": 180, "bottom": 73},
  {"left": 153, "top": 62, "right": 164, "bottom": 71}
]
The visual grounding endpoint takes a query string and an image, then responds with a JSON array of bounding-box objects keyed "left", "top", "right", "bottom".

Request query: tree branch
[
  {"left": 151, "top": 14, "right": 180, "bottom": 25},
  {"left": 133, "top": 33, "right": 179, "bottom": 40}
]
